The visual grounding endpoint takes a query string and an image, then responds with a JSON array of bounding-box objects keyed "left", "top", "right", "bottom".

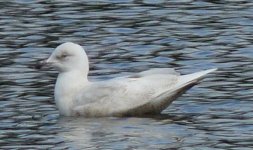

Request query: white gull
[{"left": 43, "top": 42, "right": 217, "bottom": 117}]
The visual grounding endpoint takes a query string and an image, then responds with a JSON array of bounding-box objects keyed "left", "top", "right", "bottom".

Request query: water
[{"left": 0, "top": 0, "right": 253, "bottom": 149}]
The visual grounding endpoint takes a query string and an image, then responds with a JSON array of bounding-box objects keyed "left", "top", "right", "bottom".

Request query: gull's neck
[{"left": 54, "top": 70, "right": 89, "bottom": 116}]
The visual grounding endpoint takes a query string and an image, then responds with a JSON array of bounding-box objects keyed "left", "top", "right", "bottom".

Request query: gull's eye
[
  {"left": 56, "top": 53, "right": 69, "bottom": 60},
  {"left": 61, "top": 54, "right": 68, "bottom": 58}
]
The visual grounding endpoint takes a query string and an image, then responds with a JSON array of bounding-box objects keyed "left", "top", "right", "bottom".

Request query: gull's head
[{"left": 46, "top": 42, "right": 89, "bottom": 74}]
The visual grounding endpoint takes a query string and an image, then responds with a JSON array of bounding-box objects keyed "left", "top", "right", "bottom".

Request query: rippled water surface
[{"left": 1, "top": 0, "right": 253, "bottom": 149}]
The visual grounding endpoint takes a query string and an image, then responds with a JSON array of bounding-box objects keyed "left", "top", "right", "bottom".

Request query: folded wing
[{"left": 72, "top": 68, "right": 216, "bottom": 117}]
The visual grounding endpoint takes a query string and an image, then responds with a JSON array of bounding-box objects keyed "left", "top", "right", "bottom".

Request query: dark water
[{"left": 0, "top": 0, "right": 253, "bottom": 149}]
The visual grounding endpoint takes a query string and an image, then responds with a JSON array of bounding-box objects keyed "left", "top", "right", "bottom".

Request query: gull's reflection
[{"left": 57, "top": 116, "right": 187, "bottom": 149}]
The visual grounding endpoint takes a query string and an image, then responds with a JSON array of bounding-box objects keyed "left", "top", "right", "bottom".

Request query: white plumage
[{"left": 45, "top": 42, "right": 217, "bottom": 117}]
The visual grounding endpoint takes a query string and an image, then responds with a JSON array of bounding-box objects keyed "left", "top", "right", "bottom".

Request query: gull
[{"left": 40, "top": 42, "right": 217, "bottom": 117}]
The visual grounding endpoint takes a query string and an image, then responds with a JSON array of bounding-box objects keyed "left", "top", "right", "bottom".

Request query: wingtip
[
  {"left": 204, "top": 68, "right": 218, "bottom": 74},
  {"left": 179, "top": 68, "right": 218, "bottom": 86}
]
